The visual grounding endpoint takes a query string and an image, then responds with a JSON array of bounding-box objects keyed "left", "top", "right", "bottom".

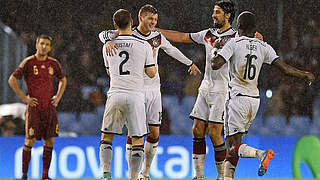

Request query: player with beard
[
  {"left": 157, "top": 0, "right": 261, "bottom": 179},
  {"left": 99, "top": 4, "right": 201, "bottom": 180}
]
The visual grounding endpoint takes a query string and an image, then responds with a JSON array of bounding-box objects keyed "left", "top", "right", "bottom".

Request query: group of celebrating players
[{"left": 8, "top": 0, "right": 315, "bottom": 180}]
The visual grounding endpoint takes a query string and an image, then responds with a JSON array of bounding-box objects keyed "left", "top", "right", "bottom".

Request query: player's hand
[
  {"left": 305, "top": 72, "right": 315, "bottom": 86},
  {"left": 213, "top": 37, "right": 224, "bottom": 49},
  {"left": 255, "top": 32, "right": 263, "bottom": 41},
  {"left": 51, "top": 96, "right": 60, "bottom": 107},
  {"left": 188, "top": 63, "right": 201, "bottom": 76},
  {"left": 106, "top": 41, "right": 118, "bottom": 56},
  {"left": 23, "top": 96, "right": 38, "bottom": 107}
]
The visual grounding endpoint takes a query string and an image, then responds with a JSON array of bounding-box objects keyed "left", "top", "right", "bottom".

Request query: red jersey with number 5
[{"left": 13, "top": 55, "right": 65, "bottom": 109}]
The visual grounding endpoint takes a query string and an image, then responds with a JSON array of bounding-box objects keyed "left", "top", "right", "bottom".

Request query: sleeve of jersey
[
  {"left": 264, "top": 43, "right": 279, "bottom": 65},
  {"left": 145, "top": 44, "right": 155, "bottom": 67},
  {"left": 160, "top": 35, "right": 193, "bottom": 66},
  {"left": 55, "top": 61, "right": 65, "bottom": 80},
  {"left": 98, "top": 30, "right": 119, "bottom": 44},
  {"left": 217, "top": 39, "right": 235, "bottom": 62},
  {"left": 102, "top": 44, "right": 109, "bottom": 68},
  {"left": 189, "top": 30, "right": 207, "bottom": 45},
  {"left": 12, "top": 67, "right": 25, "bottom": 80}
]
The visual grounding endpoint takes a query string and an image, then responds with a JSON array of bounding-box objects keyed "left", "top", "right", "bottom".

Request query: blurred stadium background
[{"left": 0, "top": 0, "right": 319, "bottom": 179}]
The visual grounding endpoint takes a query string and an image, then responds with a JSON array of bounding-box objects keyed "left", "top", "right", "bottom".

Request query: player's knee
[
  {"left": 192, "top": 124, "right": 205, "bottom": 137},
  {"left": 24, "top": 138, "right": 35, "bottom": 147},
  {"left": 208, "top": 130, "right": 222, "bottom": 141},
  {"left": 147, "top": 129, "right": 159, "bottom": 140}
]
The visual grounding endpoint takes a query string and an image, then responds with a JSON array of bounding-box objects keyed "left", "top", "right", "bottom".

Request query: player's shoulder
[
  {"left": 47, "top": 56, "right": 62, "bottom": 65},
  {"left": 19, "top": 55, "right": 35, "bottom": 67}
]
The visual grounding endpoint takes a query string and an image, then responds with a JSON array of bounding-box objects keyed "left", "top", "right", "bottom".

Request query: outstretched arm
[
  {"left": 161, "top": 36, "right": 201, "bottom": 75},
  {"left": 156, "top": 28, "right": 193, "bottom": 43},
  {"left": 274, "top": 59, "right": 315, "bottom": 85}
]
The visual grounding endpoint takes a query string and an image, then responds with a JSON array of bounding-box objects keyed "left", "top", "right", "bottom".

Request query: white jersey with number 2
[{"left": 103, "top": 35, "right": 155, "bottom": 94}]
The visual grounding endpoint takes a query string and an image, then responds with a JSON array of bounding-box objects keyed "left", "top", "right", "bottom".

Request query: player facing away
[
  {"left": 99, "top": 9, "right": 157, "bottom": 180},
  {"left": 8, "top": 34, "right": 67, "bottom": 180},
  {"left": 157, "top": 0, "right": 243, "bottom": 179},
  {"left": 211, "top": 11, "right": 315, "bottom": 179},
  {"left": 99, "top": 4, "right": 201, "bottom": 180}
]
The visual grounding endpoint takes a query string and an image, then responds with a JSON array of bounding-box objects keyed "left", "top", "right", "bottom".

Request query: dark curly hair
[{"left": 215, "top": 0, "right": 236, "bottom": 23}]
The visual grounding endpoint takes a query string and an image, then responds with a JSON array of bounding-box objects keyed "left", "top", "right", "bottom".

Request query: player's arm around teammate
[{"left": 99, "top": 31, "right": 201, "bottom": 76}]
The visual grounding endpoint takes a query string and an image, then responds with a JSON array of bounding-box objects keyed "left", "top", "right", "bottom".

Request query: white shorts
[
  {"left": 144, "top": 89, "right": 162, "bottom": 126},
  {"left": 101, "top": 92, "right": 148, "bottom": 137},
  {"left": 189, "top": 90, "right": 226, "bottom": 123},
  {"left": 224, "top": 95, "right": 260, "bottom": 137}
]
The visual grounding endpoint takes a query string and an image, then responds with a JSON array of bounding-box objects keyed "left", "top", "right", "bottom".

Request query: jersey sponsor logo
[{"left": 41, "top": 65, "right": 46, "bottom": 69}]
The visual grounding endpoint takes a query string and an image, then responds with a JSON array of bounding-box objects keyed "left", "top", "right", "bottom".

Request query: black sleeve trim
[
  {"left": 271, "top": 57, "right": 280, "bottom": 65},
  {"left": 144, "top": 64, "right": 155, "bottom": 68},
  {"left": 189, "top": 33, "right": 198, "bottom": 44}
]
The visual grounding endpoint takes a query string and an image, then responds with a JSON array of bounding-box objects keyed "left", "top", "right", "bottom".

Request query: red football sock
[
  {"left": 42, "top": 146, "right": 53, "bottom": 179},
  {"left": 22, "top": 145, "right": 32, "bottom": 178}
]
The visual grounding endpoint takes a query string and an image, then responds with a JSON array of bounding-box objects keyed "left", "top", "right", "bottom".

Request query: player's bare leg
[
  {"left": 131, "top": 137, "right": 144, "bottom": 180},
  {"left": 192, "top": 119, "right": 206, "bottom": 179},
  {"left": 42, "top": 137, "right": 54, "bottom": 180},
  {"left": 100, "top": 133, "right": 114, "bottom": 180},
  {"left": 22, "top": 137, "right": 36, "bottom": 180},
  {"left": 139, "top": 125, "right": 160, "bottom": 180},
  {"left": 208, "top": 122, "right": 226, "bottom": 180}
]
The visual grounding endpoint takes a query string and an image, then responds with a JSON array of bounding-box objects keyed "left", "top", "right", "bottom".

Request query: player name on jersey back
[
  {"left": 103, "top": 35, "right": 155, "bottom": 94},
  {"left": 115, "top": 42, "right": 133, "bottom": 48}
]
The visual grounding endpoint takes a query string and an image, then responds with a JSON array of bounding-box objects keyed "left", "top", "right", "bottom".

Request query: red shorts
[{"left": 25, "top": 105, "right": 58, "bottom": 140}]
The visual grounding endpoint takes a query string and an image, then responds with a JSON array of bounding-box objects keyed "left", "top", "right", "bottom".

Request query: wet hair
[
  {"left": 113, "top": 9, "right": 132, "bottom": 29},
  {"left": 36, "top": 34, "right": 52, "bottom": 43},
  {"left": 237, "top": 11, "right": 256, "bottom": 34},
  {"left": 215, "top": 0, "right": 236, "bottom": 23},
  {"left": 139, "top": 4, "right": 158, "bottom": 17}
]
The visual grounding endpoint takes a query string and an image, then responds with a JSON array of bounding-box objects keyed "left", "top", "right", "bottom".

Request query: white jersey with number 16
[{"left": 218, "top": 36, "right": 279, "bottom": 98}]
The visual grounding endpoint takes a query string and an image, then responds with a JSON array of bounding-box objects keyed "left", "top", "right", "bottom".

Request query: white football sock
[
  {"left": 130, "top": 146, "right": 144, "bottom": 180},
  {"left": 224, "top": 160, "right": 236, "bottom": 179},
  {"left": 192, "top": 154, "right": 205, "bottom": 178},
  {"left": 141, "top": 140, "right": 158, "bottom": 176},
  {"left": 126, "top": 143, "right": 132, "bottom": 177},
  {"left": 238, "top": 144, "right": 258, "bottom": 158},
  {"left": 100, "top": 141, "right": 112, "bottom": 173}
]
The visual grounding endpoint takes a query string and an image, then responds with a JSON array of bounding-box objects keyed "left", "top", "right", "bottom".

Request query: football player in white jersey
[
  {"left": 157, "top": 1, "right": 242, "bottom": 179},
  {"left": 99, "top": 4, "right": 201, "bottom": 180},
  {"left": 211, "top": 11, "right": 315, "bottom": 179},
  {"left": 99, "top": 9, "right": 157, "bottom": 180}
]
